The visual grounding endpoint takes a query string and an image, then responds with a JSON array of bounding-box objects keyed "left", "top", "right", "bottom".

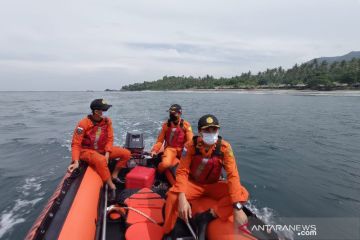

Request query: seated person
[
  {"left": 163, "top": 114, "right": 249, "bottom": 240},
  {"left": 67, "top": 99, "right": 131, "bottom": 196}
]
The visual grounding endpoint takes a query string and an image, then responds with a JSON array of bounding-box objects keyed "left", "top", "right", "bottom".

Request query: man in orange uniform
[
  {"left": 67, "top": 99, "right": 131, "bottom": 194},
  {"left": 163, "top": 114, "right": 249, "bottom": 239},
  {"left": 151, "top": 104, "right": 193, "bottom": 179}
]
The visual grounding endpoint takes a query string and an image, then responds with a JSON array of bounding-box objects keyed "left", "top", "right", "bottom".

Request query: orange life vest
[
  {"left": 164, "top": 119, "right": 186, "bottom": 148},
  {"left": 189, "top": 136, "right": 224, "bottom": 184},
  {"left": 81, "top": 116, "right": 109, "bottom": 152}
]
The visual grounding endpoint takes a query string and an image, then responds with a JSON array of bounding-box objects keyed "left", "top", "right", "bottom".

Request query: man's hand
[
  {"left": 178, "top": 193, "right": 192, "bottom": 222},
  {"left": 105, "top": 152, "right": 110, "bottom": 164},
  {"left": 234, "top": 209, "right": 248, "bottom": 229},
  {"left": 150, "top": 151, "right": 157, "bottom": 158},
  {"left": 67, "top": 160, "right": 79, "bottom": 173}
]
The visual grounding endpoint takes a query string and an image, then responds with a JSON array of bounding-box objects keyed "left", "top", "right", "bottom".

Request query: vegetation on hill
[{"left": 121, "top": 57, "right": 360, "bottom": 91}]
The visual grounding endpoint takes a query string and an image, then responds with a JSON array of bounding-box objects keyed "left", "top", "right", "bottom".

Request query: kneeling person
[
  {"left": 163, "top": 114, "right": 249, "bottom": 239},
  {"left": 67, "top": 99, "right": 131, "bottom": 192}
]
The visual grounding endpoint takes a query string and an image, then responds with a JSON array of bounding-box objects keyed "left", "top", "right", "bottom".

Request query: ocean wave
[
  {"left": 247, "top": 200, "right": 276, "bottom": 223},
  {"left": 326, "top": 192, "right": 360, "bottom": 205},
  {"left": 247, "top": 201, "right": 294, "bottom": 240},
  {"left": 0, "top": 177, "right": 45, "bottom": 239},
  {"left": 10, "top": 137, "right": 29, "bottom": 142},
  {"left": 0, "top": 123, "right": 28, "bottom": 132},
  {"left": 16, "top": 178, "right": 43, "bottom": 196}
]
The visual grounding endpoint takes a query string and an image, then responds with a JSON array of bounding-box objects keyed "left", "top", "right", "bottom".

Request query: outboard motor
[
  {"left": 124, "top": 132, "right": 144, "bottom": 154},
  {"left": 124, "top": 132, "right": 149, "bottom": 167}
]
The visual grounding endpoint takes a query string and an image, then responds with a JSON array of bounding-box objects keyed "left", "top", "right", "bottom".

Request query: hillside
[{"left": 310, "top": 51, "right": 360, "bottom": 64}]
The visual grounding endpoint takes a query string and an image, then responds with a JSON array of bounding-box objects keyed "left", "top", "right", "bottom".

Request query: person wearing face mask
[
  {"left": 163, "top": 114, "right": 249, "bottom": 239},
  {"left": 151, "top": 104, "right": 193, "bottom": 182},
  {"left": 67, "top": 99, "right": 131, "bottom": 198}
]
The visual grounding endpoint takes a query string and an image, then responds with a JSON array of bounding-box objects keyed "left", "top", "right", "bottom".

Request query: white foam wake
[
  {"left": 246, "top": 201, "right": 294, "bottom": 240},
  {"left": 0, "top": 177, "right": 45, "bottom": 239}
]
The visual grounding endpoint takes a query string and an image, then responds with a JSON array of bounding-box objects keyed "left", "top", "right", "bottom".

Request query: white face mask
[{"left": 201, "top": 131, "right": 219, "bottom": 145}]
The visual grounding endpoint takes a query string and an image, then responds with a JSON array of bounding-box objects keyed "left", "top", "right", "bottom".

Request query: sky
[{"left": 0, "top": 0, "right": 359, "bottom": 91}]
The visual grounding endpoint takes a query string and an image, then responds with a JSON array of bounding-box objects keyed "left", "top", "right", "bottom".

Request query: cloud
[{"left": 0, "top": 0, "right": 359, "bottom": 90}]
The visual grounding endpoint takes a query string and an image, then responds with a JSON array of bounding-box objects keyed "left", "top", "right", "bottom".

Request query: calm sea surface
[{"left": 0, "top": 91, "right": 359, "bottom": 239}]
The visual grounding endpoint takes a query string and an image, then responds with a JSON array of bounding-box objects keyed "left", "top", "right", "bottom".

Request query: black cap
[
  {"left": 90, "top": 99, "right": 112, "bottom": 111},
  {"left": 167, "top": 104, "right": 182, "bottom": 113},
  {"left": 198, "top": 114, "right": 220, "bottom": 130}
]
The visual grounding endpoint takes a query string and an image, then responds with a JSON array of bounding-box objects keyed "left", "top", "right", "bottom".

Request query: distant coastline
[
  {"left": 120, "top": 51, "right": 360, "bottom": 92},
  {"left": 105, "top": 88, "right": 360, "bottom": 96},
  {"left": 167, "top": 87, "right": 360, "bottom": 92},
  {"left": 110, "top": 85, "right": 360, "bottom": 92}
]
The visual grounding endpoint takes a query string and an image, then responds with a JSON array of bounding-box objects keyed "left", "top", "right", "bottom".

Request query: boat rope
[
  {"left": 185, "top": 221, "right": 198, "bottom": 240},
  {"left": 123, "top": 207, "right": 158, "bottom": 224},
  {"left": 107, "top": 205, "right": 157, "bottom": 224}
]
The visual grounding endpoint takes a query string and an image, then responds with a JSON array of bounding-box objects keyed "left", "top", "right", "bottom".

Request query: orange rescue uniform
[
  {"left": 71, "top": 116, "right": 131, "bottom": 182},
  {"left": 163, "top": 137, "right": 249, "bottom": 234},
  {"left": 151, "top": 119, "right": 193, "bottom": 173}
]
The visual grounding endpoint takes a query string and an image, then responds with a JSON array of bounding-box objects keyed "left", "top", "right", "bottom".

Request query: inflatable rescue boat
[{"left": 25, "top": 132, "right": 279, "bottom": 240}]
